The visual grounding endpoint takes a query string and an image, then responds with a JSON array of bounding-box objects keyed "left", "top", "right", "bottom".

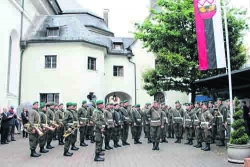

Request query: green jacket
[{"left": 92, "top": 108, "right": 105, "bottom": 131}]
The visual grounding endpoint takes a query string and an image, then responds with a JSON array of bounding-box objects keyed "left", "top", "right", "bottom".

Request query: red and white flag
[{"left": 193, "top": 0, "right": 226, "bottom": 70}]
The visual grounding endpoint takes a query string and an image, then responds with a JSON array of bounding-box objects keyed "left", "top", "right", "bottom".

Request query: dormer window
[
  {"left": 112, "top": 43, "right": 123, "bottom": 50},
  {"left": 47, "top": 27, "right": 59, "bottom": 37}
]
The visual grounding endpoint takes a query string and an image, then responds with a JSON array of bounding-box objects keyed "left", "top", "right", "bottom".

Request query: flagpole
[{"left": 223, "top": 0, "right": 234, "bottom": 132}]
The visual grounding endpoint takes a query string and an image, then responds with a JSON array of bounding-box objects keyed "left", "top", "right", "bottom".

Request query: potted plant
[{"left": 228, "top": 97, "right": 250, "bottom": 163}]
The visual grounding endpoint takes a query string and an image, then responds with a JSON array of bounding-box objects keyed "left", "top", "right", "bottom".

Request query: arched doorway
[
  {"left": 154, "top": 92, "right": 165, "bottom": 104},
  {"left": 105, "top": 92, "right": 132, "bottom": 104},
  {"left": 7, "top": 29, "right": 19, "bottom": 96}
]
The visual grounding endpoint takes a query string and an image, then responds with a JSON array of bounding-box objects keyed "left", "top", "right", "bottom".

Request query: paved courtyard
[{"left": 0, "top": 134, "right": 242, "bottom": 167}]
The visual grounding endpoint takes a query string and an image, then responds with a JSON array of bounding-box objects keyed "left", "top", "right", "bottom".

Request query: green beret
[
  {"left": 54, "top": 103, "right": 58, "bottom": 106},
  {"left": 50, "top": 102, "right": 54, "bottom": 106},
  {"left": 145, "top": 102, "right": 151, "bottom": 106},
  {"left": 96, "top": 100, "right": 103, "bottom": 105},
  {"left": 40, "top": 102, "right": 46, "bottom": 108},
  {"left": 120, "top": 101, "right": 123, "bottom": 104},
  {"left": 185, "top": 103, "right": 191, "bottom": 106},
  {"left": 33, "top": 101, "right": 38, "bottom": 105},
  {"left": 82, "top": 100, "right": 87, "bottom": 104},
  {"left": 59, "top": 103, "right": 63, "bottom": 106},
  {"left": 217, "top": 98, "right": 222, "bottom": 101},
  {"left": 175, "top": 100, "right": 180, "bottom": 104},
  {"left": 123, "top": 100, "right": 128, "bottom": 103},
  {"left": 66, "top": 102, "right": 73, "bottom": 107},
  {"left": 135, "top": 104, "right": 140, "bottom": 108}
]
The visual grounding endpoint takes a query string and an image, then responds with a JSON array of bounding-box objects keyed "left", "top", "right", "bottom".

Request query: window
[
  {"left": 45, "top": 55, "right": 57, "bottom": 68},
  {"left": 40, "top": 93, "right": 59, "bottom": 104},
  {"left": 88, "top": 57, "right": 96, "bottom": 70},
  {"left": 113, "top": 66, "right": 124, "bottom": 77},
  {"left": 112, "top": 43, "right": 123, "bottom": 50},
  {"left": 47, "top": 27, "right": 59, "bottom": 37}
]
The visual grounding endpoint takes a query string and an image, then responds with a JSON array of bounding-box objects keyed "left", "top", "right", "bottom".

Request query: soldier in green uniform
[
  {"left": 208, "top": 101, "right": 216, "bottom": 143},
  {"left": 225, "top": 99, "right": 231, "bottom": 141},
  {"left": 167, "top": 106, "right": 174, "bottom": 138},
  {"left": 113, "top": 104, "right": 122, "bottom": 147},
  {"left": 217, "top": 98, "right": 227, "bottom": 146},
  {"left": 184, "top": 103, "right": 195, "bottom": 145},
  {"left": 46, "top": 102, "right": 55, "bottom": 149},
  {"left": 28, "top": 101, "right": 42, "bottom": 157},
  {"left": 92, "top": 100, "right": 106, "bottom": 162},
  {"left": 103, "top": 103, "right": 114, "bottom": 150},
  {"left": 172, "top": 100, "right": 184, "bottom": 143},
  {"left": 87, "top": 100, "right": 96, "bottom": 143},
  {"left": 77, "top": 100, "right": 88, "bottom": 147},
  {"left": 55, "top": 103, "right": 64, "bottom": 145},
  {"left": 62, "top": 102, "right": 74, "bottom": 156},
  {"left": 120, "top": 100, "right": 131, "bottom": 146},
  {"left": 200, "top": 102, "right": 214, "bottom": 151},
  {"left": 143, "top": 102, "right": 151, "bottom": 143},
  {"left": 147, "top": 101, "right": 164, "bottom": 150},
  {"left": 129, "top": 105, "right": 135, "bottom": 139},
  {"left": 39, "top": 102, "right": 49, "bottom": 153},
  {"left": 53, "top": 104, "right": 59, "bottom": 140},
  {"left": 70, "top": 103, "right": 79, "bottom": 150},
  {"left": 132, "top": 104, "right": 143, "bottom": 144},
  {"left": 160, "top": 103, "right": 168, "bottom": 143},
  {"left": 193, "top": 102, "right": 203, "bottom": 148}
]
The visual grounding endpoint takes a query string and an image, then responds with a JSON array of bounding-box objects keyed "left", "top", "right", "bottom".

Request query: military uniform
[
  {"left": 217, "top": 99, "right": 228, "bottom": 146},
  {"left": 120, "top": 100, "right": 131, "bottom": 146},
  {"left": 55, "top": 103, "right": 64, "bottom": 145},
  {"left": 167, "top": 107, "right": 174, "bottom": 138},
  {"left": 131, "top": 104, "right": 143, "bottom": 144},
  {"left": 78, "top": 100, "right": 88, "bottom": 147},
  {"left": 46, "top": 103, "right": 55, "bottom": 149},
  {"left": 113, "top": 104, "right": 122, "bottom": 147},
  {"left": 143, "top": 103, "right": 151, "bottom": 143},
  {"left": 147, "top": 103, "right": 164, "bottom": 150},
  {"left": 160, "top": 106, "right": 168, "bottom": 143},
  {"left": 92, "top": 100, "right": 106, "bottom": 162},
  {"left": 129, "top": 106, "right": 135, "bottom": 139},
  {"left": 193, "top": 104, "right": 203, "bottom": 148},
  {"left": 208, "top": 101, "right": 216, "bottom": 143},
  {"left": 87, "top": 102, "right": 96, "bottom": 143},
  {"left": 62, "top": 102, "right": 74, "bottom": 156},
  {"left": 103, "top": 103, "right": 114, "bottom": 150},
  {"left": 184, "top": 103, "right": 195, "bottom": 145},
  {"left": 172, "top": 101, "right": 184, "bottom": 143},
  {"left": 70, "top": 103, "right": 79, "bottom": 150},
  {"left": 39, "top": 103, "right": 49, "bottom": 153},
  {"left": 28, "top": 101, "right": 42, "bottom": 157}
]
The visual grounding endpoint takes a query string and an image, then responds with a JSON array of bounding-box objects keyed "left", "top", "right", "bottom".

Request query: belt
[
  {"left": 80, "top": 117, "right": 87, "bottom": 120},
  {"left": 137, "top": 119, "right": 141, "bottom": 121},
  {"left": 107, "top": 119, "right": 113, "bottom": 122},
  {"left": 73, "top": 121, "right": 78, "bottom": 124},
  {"left": 151, "top": 120, "right": 160, "bottom": 123},
  {"left": 124, "top": 117, "right": 129, "bottom": 120}
]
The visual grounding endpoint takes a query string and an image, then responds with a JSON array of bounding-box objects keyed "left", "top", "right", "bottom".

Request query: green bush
[{"left": 229, "top": 97, "right": 249, "bottom": 145}]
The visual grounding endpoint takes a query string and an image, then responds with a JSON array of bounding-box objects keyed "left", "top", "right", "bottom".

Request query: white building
[{"left": 0, "top": 0, "right": 62, "bottom": 107}]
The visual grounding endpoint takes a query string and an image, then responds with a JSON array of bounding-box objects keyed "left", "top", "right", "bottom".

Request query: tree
[{"left": 135, "top": 0, "right": 248, "bottom": 102}]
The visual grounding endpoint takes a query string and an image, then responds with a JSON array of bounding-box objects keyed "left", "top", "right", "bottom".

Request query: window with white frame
[
  {"left": 113, "top": 66, "right": 124, "bottom": 77},
  {"left": 47, "top": 27, "right": 60, "bottom": 37},
  {"left": 88, "top": 57, "right": 96, "bottom": 70},
  {"left": 112, "top": 43, "right": 123, "bottom": 50},
  {"left": 45, "top": 55, "right": 57, "bottom": 68},
  {"left": 40, "top": 93, "right": 59, "bottom": 104}
]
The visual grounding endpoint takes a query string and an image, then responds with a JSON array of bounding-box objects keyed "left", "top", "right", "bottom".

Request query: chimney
[{"left": 103, "top": 9, "right": 109, "bottom": 27}]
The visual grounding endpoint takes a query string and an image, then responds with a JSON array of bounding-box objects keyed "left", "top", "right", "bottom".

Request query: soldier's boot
[
  {"left": 204, "top": 143, "right": 211, "bottom": 151},
  {"left": 217, "top": 140, "right": 225, "bottom": 146},
  {"left": 185, "top": 140, "right": 190, "bottom": 145},
  {"left": 171, "top": 132, "right": 175, "bottom": 138},
  {"left": 63, "top": 149, "right": 73, "bottom": 156},
  {"left": 155, "top": 142, "right": 160, "bottom": 150},
  {"left": 116, "top": 141, "right": 121, "bottom": 147},
  {"left": 162, "top": 138, "right": 168, "bottom": 143},
  {"left": 59, "top": 138, "right": 64, "bottom": 145},
  {"left": 178, "top": 137, "right": 181, "bottom": 143},
  {"left": 148, "top": 138, "right": 151, "bottom": 143},
  {"left": 201, "top": 143, "right": 206, "bottom": 150},
  {"left": 80, "top": 140, "right": 88, "bottom": 147},
  {"left": 167, "top": 134, "right": 171, "bottom": 138},
  {"left": 152, "top": 142, "right": 156, "bottom": 150},
  {"left": 71, "top": 144, "right": 79, "bottom": 151},
  {"left": 114, "top": 141, "right": 118, "bottom": 148},
  {"left": 94, "top": 153, "right": 105, "bottom": 162},
  {"left": 46, "top": 143, "right": 54, "bottom": 149},
  {"left": 30, "top": 149, "right": 41, "bottom": 157},
  {"left": 193, "top": 141, "right": 198, "bottom": 147},
  {"left": 174, "top": 138, "right": 179, "bottom": 143},
  {"left": 90, "top": 137, "right": 95, "bottom": 143},
  {"left": 137, "top": 139, "right": 142, "bottom": 144},
  {"left": 189, "top": 140, "right": 193, "bottom": 145},
  {"left": 160, "top": 138, "right": 163, "bottom": 143},
  {"left": 105, "top": 142, "right": 111, "bottom": 150},
  {"left": 40, "top": 147, "right": 49, "bottom": 153},
  {"left": 196, "top": 142, "right": 202, "bottom": 148},
  {"left": 99, "top": 151, "right": 105, "bottom": 156},
  {"left": 107, "top": 142, "right": 113, "bottom": 149},
  {"left": 134, "top": 139, "right": 138, "bottom": 144}
]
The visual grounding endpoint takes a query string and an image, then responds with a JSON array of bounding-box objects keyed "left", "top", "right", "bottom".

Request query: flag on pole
[{"left": 193, "top": 0, "right": 226, "bottom": 70}]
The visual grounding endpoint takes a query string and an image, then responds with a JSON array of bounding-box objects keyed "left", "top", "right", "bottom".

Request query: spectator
[
  {"left": 1, "top": 108, "right": 10, "bottom": 144},
  {"left": 242, "top": 101, "right": 250, "bottom": 135},
  {"left": 21, "top": 106, "right": 29, "bottom": 138},
  {"left": 7, "top": 106, "right": 17, "bottom": 141}
]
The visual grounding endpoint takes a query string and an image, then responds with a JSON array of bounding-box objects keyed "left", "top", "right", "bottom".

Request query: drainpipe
[
  {"left": 127, "top": 48, "right": 137, "bottom": 105},
  {"left": 18, "top": 0, "right": 25, "bottom": 105}
]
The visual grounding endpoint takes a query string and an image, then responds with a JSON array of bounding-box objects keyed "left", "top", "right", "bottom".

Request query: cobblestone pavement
[{"left": 0, "top": 134, "right": 242, "bottom": 167}]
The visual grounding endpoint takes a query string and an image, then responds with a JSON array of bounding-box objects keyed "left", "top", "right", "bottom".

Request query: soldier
[
  {"left": 70, "top": 103, "right": 79, "bottom": 150},
  {"left": 39, "top": 102, "right": 50, "bottom": 153},
  {"left": 87, "top": 100, "right": 96, "bottom": 143},
  {"left": 208, "top": 101, "right": 216, "bottom": 143},
  {"left": 225, "top": 99, "right": 232, "bottom": 142},
  {"left": 62, "top": 102, "right": 74, "bottom": 156},
  {"left": 167, "top": 106, "right": 174, "bottom": 138},
  {"left": 103, "top": 103, "right": 114, "bottom": 150},
  {"left": 46, "top": 102, "right": 55, "bottom": 149},
  {"left": 113, "top": 103, "right": 122, "bottom": 147},
  {"left": 172, "top": 100, "right": 184, "bottom": 143},
  {"left": 200, "top": 102, "right": 214, "bottom": 151},
  {"left": 55, "top": 103, "right": 65, "bottom": 145},
  {"left": 132, "top": 104, "right": 143, "bottom": 144},
  {"left": 217, "top": 98, "right": 227, "bottom": 146},
  {"left": 78, "top": 100, "right": 88, "bottom": 147},
  {"left": 160, "top": 103, "right": 168, "bottom": 143},
  {"left": 129, "top": 105, "right": 135, "bottom": 139},
  {"left": 147, "top": 101, "right": 164, "bottom": 150},
  {"left": 120, "top": 100, "right": 131, "bottom": 146},
  {"left": 193, "top": 102, "right": 203, "bottom": 148},
  {"left": 92, "top": 100, "right": 106, "bottom": 162},
  {"left": 184, "top": 103, "right": 195, "bottom": 145},
  {"left": 143, "top": 102, "right": 151, "bottom": 143},
  {"left": 53, "top": 104, "right": 59, "bottom": 140},
  {"left": 28, "top": 101, "right": 42, "bottom": 157}
]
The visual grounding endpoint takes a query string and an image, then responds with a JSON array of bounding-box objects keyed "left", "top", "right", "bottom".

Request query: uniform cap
[
  {"left": 40, "top": 102, "right": 46, "bottom": 108},
  {"left": 33, "top": 101, "right": 39, "bottom": 105},
  {"left": 96, "top": 100, "right": 104, "bottom": 105},
  {"left": 82, "top": 100, "right": 87, "bottom": 104},
  {"left": 135, "top": 104, "right": 140, "bottom": 108},
  {"left": 175, "top": 100, "right": 180, "bottom": 104}
]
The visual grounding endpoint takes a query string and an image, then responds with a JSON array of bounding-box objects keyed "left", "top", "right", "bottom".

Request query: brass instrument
[
  {"left": 42, "top": 124, "right": 55, "bottom": 131},
  {"left": 50, "top": 121, "right": 60, "bottom": 128},
  {"left": 63, "top": 122, "right": 80, "bottom": 138},
  {"left": 24, "top": 123, "right": 44, "bottom": 136}
]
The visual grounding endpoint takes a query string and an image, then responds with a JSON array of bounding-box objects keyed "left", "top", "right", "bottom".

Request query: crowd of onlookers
[{"left": 0, "top": 104, "right": 30, "bottom": 144}]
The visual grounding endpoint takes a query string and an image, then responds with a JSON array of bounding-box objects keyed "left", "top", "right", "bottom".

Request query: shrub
[{"left": 229, "top": 97, "right": 249, "bottom": 145}]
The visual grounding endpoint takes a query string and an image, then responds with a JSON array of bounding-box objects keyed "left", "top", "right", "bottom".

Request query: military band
[{"left": 25, "top": 98, "right": 232, "bottom": 161}]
